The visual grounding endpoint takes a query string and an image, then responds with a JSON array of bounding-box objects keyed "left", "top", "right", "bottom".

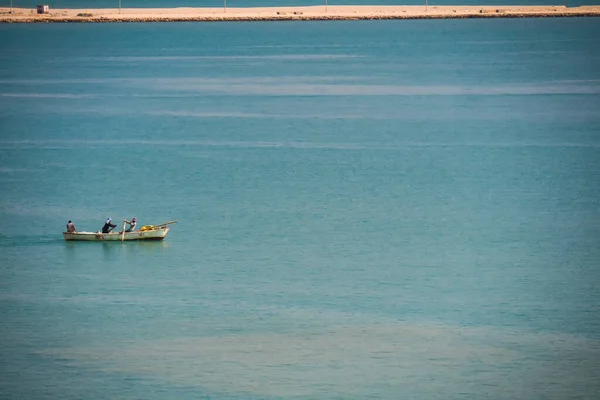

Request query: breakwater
[{"left": 2, "top": 5, "right": 600, "bottom": 23}]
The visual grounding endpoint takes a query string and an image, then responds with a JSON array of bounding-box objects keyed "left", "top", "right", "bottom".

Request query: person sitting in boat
[
  {"left": 101, "top": 218, "right": 117, "bottom": 234},
  {"left": 125, "top": 217, "right": 137, "bottom": 232},
  {"left": 66, "top": 220, "right": 77, "bottom": 233}
]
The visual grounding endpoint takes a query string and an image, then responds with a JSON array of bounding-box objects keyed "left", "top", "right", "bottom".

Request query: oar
[
  {"left": 121, "top": 220, "right": 126, "bottom": 242},
  {"left": 151, "top": 220, "right": 178, "bottom": 228}
]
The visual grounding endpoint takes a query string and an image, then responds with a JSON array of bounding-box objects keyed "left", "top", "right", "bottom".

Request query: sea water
[{"left": 1, "top": 18, "right": 599, "bottom": 399}]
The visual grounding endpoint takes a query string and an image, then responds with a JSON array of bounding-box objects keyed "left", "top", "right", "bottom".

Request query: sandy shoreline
[{"left": 1, "top": 5, "right": 600, "bottom": 23}]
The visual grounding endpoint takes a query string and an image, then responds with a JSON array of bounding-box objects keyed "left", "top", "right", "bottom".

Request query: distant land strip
[{"left": 1, "top": 5, "right": 600, "bottom": 23}]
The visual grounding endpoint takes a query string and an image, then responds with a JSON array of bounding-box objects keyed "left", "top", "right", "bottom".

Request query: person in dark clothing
[
  {"left": 66, "top": 220, "right": 77, "bottom": 233},
  {"left": 102, "top": 217, "right": 117, "bottom": 234}
]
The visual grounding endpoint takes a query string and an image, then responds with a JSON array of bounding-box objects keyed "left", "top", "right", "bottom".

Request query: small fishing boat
[{"left": 63, "top": 220, "right": 177, "bottom": 242}]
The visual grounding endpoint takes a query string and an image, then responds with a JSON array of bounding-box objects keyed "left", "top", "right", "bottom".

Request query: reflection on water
[
  {"left": 99, "top": 241, "right": 169, "bottom": 259},
  {"left": 62, "top": 239, "right": 169, "bottom": 264}
]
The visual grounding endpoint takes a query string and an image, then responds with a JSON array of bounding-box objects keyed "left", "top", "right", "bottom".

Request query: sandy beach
[{"left": 1, "top": 5, "right": 600, "bottom": 23}]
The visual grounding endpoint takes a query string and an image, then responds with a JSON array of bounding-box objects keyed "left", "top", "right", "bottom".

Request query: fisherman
[
  {"left": 66, "top": 220, "right": 77, "bottom": 233},
  {"left": 101, "top": 218, "right": 117, "bottom": 234},
  {"left": 125, "top": 217, "right": 137, "bottom": 232}
]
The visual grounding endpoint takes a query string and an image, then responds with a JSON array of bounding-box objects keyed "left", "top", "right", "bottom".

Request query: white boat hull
[{"left": 63, "top": 227, "right": 170, "bottom": 241}]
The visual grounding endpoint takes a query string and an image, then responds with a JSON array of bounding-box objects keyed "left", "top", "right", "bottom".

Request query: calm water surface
[{"left": 1, "top": 18, "right": 600, "bottom": 399}]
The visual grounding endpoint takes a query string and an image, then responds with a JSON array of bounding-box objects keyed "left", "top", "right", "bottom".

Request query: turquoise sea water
[{"left": 1, "top": 18, "right": 600, "bottom": 399}]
